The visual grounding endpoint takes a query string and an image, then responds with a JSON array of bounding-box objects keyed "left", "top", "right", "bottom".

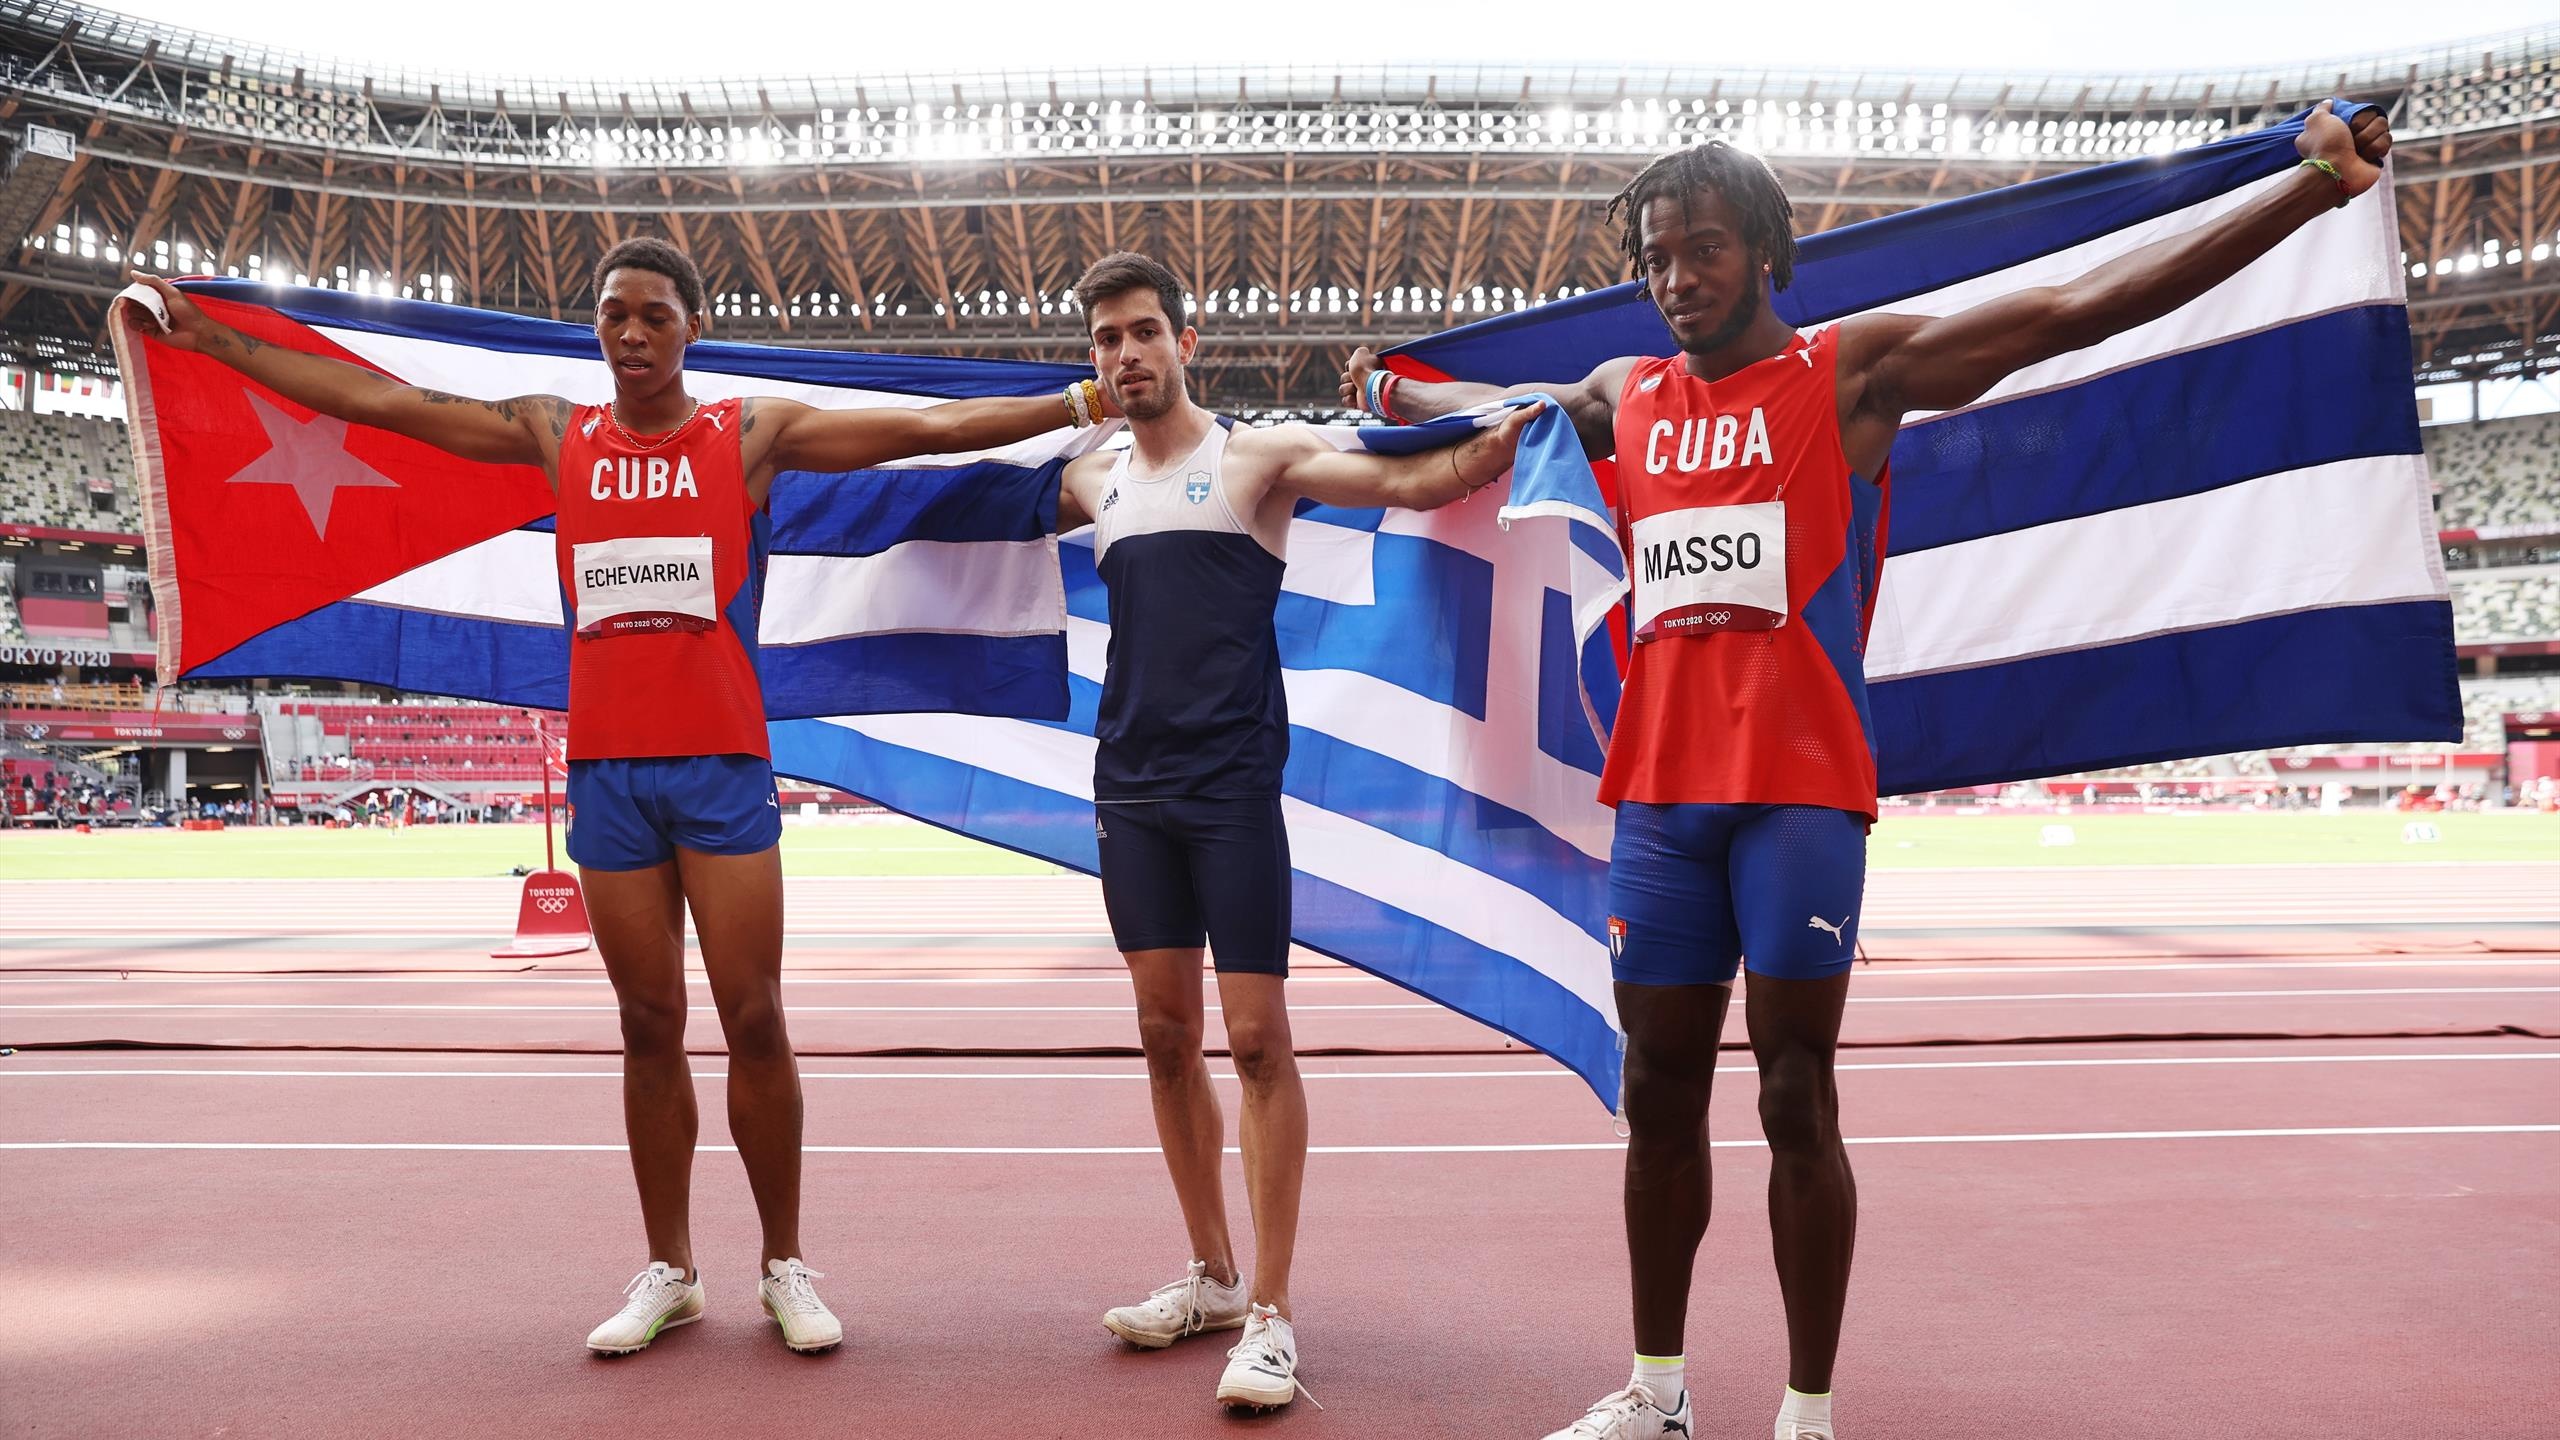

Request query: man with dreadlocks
[{"left": 1342, "top": 101, "right": 2392, "bottom": 1440}]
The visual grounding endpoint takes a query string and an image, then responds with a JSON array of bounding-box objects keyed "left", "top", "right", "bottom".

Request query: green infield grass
[{"left": 1, "top": 809, "right": 2553, "bottom": 881}]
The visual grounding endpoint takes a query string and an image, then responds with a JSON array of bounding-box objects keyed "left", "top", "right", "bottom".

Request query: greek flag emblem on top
[{"left": 1184, "top": 471, "right": 1212, "bottom": 504}]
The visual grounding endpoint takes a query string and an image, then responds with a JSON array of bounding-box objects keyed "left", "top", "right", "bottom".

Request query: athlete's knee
[
  {"left": 715, "top": 985, "right": 791, "bottom": 1063},
  {"left": 1223, "top": 1015, "right": 1295, "bottom": 1088},
  {"left": 1134, "top": 1007, "right": 1204, "bottom": 1073},
  {"left": 617, "top": 990, "right": 689, "bottom": 1055},
  {"left": 1755, "top": 1053, "right": 1841, "bottom": 1155},
  {"left": 1620, "top": 1046, "right": 1714, "bottom": 1144}
]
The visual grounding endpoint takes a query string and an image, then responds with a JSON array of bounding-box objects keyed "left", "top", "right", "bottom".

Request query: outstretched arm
[
  {"left": 1055, "top": 451, "right": 1105, "bottom": 533},
  {"left": 1340, "top": 348, "right": 1632, "bottom": 458},
  {"left": 118, "top": 274, "right": 568, "bottom": 475},
  {"left": 749, "top": 380, "right": 1113, "bottom": 478},
  {"left": 1838, "top": 101, "right": 2392, "bottom": 459},
  {"left": 1258, "top": 401, "right": 1545, "bottom": 511}
]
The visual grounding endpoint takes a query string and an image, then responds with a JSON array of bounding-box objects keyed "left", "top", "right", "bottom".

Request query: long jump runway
[{"left": 4, "top": 865, "right": 2557, "bottom": 1437}]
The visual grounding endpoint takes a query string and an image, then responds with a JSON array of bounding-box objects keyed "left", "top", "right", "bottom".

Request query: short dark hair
[
  {"left": 1608, "top": 142, "right": 1800, "bottom": 291},
  {"left": 1073, "top": 251, "right": 1188, "bottom": 334},
  {"left": 592, "top": 236, "right": 707, "bottom": 316}
]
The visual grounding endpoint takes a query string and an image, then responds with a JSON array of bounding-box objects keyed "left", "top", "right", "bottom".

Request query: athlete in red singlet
[
  {"left": 1347, "top": 102, "right": 2392, "bottom": 1440},
  {"left": 126, "top": 238, "right": 1113, "bottom": 1357}
]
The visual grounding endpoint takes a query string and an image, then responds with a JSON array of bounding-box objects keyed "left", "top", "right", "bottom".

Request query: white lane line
[
  {"left": 9, "top": 985, "right": 2558, "bottom": 1016},
  {"left": 0, "top": 975, "right": 1331, "bottom": 987},
  {"left": 4, "top": 957, "right": 2556, "bottom": 988},
  {"left": 0, "top": 1002, "right": 1430, "bottom": 1014},
  {"left": 9, "top": 1052, "right": 2560, "bottom": 1082},
  {"left": 7, "top": 1124, "right": 2558, "bottom": 1156},
  {"left": 1851, "top": 986, "right": 2560, "bottom": 1004}
]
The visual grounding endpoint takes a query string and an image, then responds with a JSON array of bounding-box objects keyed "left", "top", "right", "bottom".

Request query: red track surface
[{"left": 5, "top": 866, "right": 2558, "bottom": 1438}]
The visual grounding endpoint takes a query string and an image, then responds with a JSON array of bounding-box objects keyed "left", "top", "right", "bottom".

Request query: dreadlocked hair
[{"left": 1607, "top": 142, "right": 1799, "bottom": 291}]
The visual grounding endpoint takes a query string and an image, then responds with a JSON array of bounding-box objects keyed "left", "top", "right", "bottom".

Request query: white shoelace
[
  {"left": 1226, "top": 1313, "right": 1324, "bottom": 1411},
  {"left": 1151, "top": 1267, "right": 1211, "bottom": 1331},
  {"left": 1566, "top": 1389, "right": 1657, "bottom": 1437},
  {"left": 616, "top": 1266, "right": 686, "bottom": 1319},
  {"left": 767, "top": 1261, "right": 829, "bottom": 1317}
]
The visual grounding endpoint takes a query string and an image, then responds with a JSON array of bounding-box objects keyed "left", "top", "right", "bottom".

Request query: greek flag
[{"left": 768, "top": 400, "right": 1629, "bottom": 1103}]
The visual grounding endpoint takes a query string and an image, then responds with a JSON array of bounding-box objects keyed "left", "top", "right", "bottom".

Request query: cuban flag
[
  {"left": 112, "top": 281, "right": 1099, "bottom": 718},
  {"left": 1391, "top": 100, "right": 2459, "bottom": 797}
]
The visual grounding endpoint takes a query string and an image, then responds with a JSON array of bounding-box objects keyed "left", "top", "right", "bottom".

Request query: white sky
[{"left": 101, "top": 1, "right": 2560, "bottom": 81}]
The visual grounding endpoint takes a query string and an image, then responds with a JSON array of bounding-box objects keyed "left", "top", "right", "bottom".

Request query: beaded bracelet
[{"left": 2299, "top": 157, "right": 2350, "bottom": 209}]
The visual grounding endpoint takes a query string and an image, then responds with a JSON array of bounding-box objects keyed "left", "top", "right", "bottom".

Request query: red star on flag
[{"left": 222, "top": 391, "right": 402, "bottom": 538}]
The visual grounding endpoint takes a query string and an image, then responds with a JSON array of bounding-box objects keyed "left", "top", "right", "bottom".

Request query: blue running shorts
[
  {"left": 565, "top": 754, "right": 783, "bottom": 871},
  {"left": 1607, "top": 802, "right": 1868, "bottom": 986},
  {"left": 1094, "top": 796, "right": 1291, "bottom": 975}
]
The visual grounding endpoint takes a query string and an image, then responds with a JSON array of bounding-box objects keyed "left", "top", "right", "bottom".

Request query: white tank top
[{"left": 1092, "top": 422, "right": 1288, "bottom": 565}]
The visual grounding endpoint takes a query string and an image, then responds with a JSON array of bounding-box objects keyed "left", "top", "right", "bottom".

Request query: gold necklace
[{"left": 608, "top": 397, "right": 700, "bottom": 452}]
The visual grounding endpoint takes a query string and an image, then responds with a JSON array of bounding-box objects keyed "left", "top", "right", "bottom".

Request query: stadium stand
[
  {"left": 2424, "top": 411, "right": 2560, "bottom": 531},
  {"left": 2466, "top": 677, "right": 2560, "bottom": 736},
  {"left": 267, "top": 699, "right": 551, "bottom": 785},
  {"left": 2453, "top": 571, "right": 2560, "bottom": 641},
  {"left": 0, "top": 582, "right": 22, "bottom": 644},
  {"left": 0, "top": 409, "right": 139, "bottom": 534}
]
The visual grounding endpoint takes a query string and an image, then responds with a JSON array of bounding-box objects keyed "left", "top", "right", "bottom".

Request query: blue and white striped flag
[{"left": 769, "top": 400, "right": 1630, "bottom": 1102}]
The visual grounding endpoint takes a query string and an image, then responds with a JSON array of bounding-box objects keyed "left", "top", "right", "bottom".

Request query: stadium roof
[{"left": 4, "top": 0, "right": 2557, "bottom": 402}]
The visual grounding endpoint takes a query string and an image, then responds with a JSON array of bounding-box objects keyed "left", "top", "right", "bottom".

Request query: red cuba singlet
[
  {"left": 1598, "top": 327, "right": 1890, "bottom": 818},
  {"left": 552, "top": 397, "right": 770, "bottom": 760}
]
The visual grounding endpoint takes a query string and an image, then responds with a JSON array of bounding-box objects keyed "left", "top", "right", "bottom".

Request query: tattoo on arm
[
  {"left": 205, "top": 329, "right": 268, "bottom": 360},
  {"left": 740, "top": 397, "right": 763, "bottom": 438},
  {"left": 417, "top": 391, "right": 537, "bottom": 424},
  {"left": 413, "top": 391, "right": 572, "bottom": 454}
]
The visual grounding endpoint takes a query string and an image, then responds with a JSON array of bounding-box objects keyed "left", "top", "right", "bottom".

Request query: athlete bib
[
  {"left": 1628, "top": 500, "right": 1789, "bottom": 640},
  {"left": 571, "top": 535, "right": 717, "bottom": 638}
]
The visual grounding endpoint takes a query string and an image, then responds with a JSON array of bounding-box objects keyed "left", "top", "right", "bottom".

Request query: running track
[
  {"left": 11, "top": 863, "right": 2559, "bottom": 939},
  {"left": 3, "top": 864, "right": 2556, "bottom": 1437}
]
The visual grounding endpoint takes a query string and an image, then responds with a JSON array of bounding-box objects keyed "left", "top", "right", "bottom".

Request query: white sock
[
  {"left": 1630, "top": 1354, "right": 1685, "bottom": 1408},
  {"left": 1778, "top": 1386, "right": 1833, "bottom": 1434}
]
